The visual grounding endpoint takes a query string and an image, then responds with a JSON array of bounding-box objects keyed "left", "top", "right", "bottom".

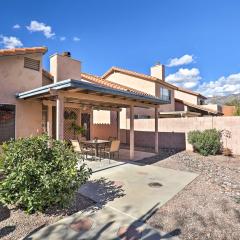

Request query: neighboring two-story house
[
  {"left": 102, "top": 65, "right": 222, "bottom": 118},
  {"left": 102, "top": 65, "right": 176, "bottom": 120}
]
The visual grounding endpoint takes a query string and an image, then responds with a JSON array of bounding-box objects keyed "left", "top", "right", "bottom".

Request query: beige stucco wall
[
  {"left": 150, "top": 64, "right": 165, "bottom": 80},
  {"left": 203, "top": 104, "right": 222, "bottom": 113},
  {"left": 175, "top": 90, "right": 198, "bottom": 104},
  {"left": 120, "top": 116, "right": 240, "bottom": 155},
  {"left": 16, "top": 101, "right": 42, "bottom": 137},
  {"left": 105, "top": 72, "right": 156, "bottom": 95},
  {"left": 93, "top": 110, "right": 111, "bottom": 124},
  {"left": 50, "top": 54, "right": 81, "bottom": 82},
  {"left": 105, "top": 72, "right": 175, "bottom": 112},
  {"left": 104, "top": 71, "right": 175, "bottom": 129},
  {"left": 92, "top": 111, "right": 118, "bottom": 139},
  {"left": 0, "top": 54, "right": 43, "bottom": 138}
]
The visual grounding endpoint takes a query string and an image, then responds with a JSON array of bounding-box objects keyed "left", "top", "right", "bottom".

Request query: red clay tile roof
[
  {"left": 81, "top": 72, "right": 157, "bottom": 98},
  {"left": 0, "top": 47, "right": 47, "bottom": 57},
  {"left": 177, "top": 86, "right": 207, "bottom": 99},
  {"left": 41, "top": 70, "right": 158, "bottom": 98},
  {"left": 102, "top": 66, "right": 178, "bottom": 90}
]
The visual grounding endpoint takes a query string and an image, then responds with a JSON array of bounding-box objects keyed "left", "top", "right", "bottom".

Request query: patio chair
[
  {"left": 108, "top": 136, "right": 117, "bottom": 141},
  {"left": 79, "top": 136, "right": 87, "bottom": 142},
  {"left": 70, "top": 139, "right": 94, "bottom": 161},
  {"left": 77, "top": 136, "right": 88, "bottom": 149},
  {"left": 102, "top": 136, "right": 117, "bottom": 150},
  {"left": 101, "top": 140, "right": 120, "bottom": 163}
]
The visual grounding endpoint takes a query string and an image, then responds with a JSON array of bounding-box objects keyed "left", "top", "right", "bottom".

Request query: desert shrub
[
  {"left": 188, "top": 129, "right": 221, "bottom": 156},
  {"left": 0, "top": 134, "right": 91, "bottom": 213}
]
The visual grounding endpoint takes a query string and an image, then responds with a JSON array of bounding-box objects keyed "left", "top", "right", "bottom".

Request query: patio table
[{"left": 81, "top": 139, "right": 110, "bottom": 160}]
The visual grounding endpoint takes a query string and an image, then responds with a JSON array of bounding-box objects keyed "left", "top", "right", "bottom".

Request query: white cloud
[
  {"left": 167, "top": 54, "right": 194, "bottom": 67},
  {"left": 166, "top": 68, "right": 201, "bottom": 89},
  {"left": 26, "top": 20, "right": 55, "bottom": 38},
  {"left": 73, "top": 36, "right": 80, "bottom": 42},
  {"left": 197, "top": 73, "right": 240, "bottom": 97},
  {"left": 0, "top": 35, "right": 23, "bottom": 49},
  {"left": 60, "top": 36, "right": 66, "bottom": 41},
  {"left": 13, "top": 24, "right": 21, "bottom": 29}
]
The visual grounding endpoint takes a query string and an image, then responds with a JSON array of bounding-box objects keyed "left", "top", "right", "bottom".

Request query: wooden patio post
[
  {"left": 155, "top": 106, "right": 159, "bottom": 153},
  {"left": 117, "top": 110, "right": 120, "bottom": 140},
  {"left": 130, "top": 105, "right": 134, "bottom": 160},
  {"left": 56, "top": 94, "right": 64, "bottom": 140},
  {"left": 47, "top": 104, "right": 53, "bottom": 138}
]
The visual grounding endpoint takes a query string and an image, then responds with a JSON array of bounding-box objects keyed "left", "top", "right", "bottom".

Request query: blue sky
[{"left": 1, "top": 0, "right": 240, "bottom": 96}]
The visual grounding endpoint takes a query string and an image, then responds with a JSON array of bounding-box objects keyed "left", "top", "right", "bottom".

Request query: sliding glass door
[{"left": 0, "top": 104, "right": 15, "bottom": 144}]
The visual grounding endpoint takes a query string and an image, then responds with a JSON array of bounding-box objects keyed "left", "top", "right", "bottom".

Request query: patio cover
[
  {"left": 16, "top": 79, "right": 168, "bottom": 107},
  {"left": 16, "top": 78, "right": 168, "bottom": 159}
]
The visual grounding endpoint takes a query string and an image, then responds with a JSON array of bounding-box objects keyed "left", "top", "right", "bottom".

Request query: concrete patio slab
[
  {"left": 83, "top": 149, "right": 156, "bottom": 172},
  {"left": 28, "top": 156, "right": 197, "bottom": 240},
  {"left": 118, "top": 149, "right": 156, "bottom": 161},
  {"left": 27, "top": 205, "right": 180, "bottom": 240},
  {"left": 79, "top": 162, "right": 198, "bottom": 219}
]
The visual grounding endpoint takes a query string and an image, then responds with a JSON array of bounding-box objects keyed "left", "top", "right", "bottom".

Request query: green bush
[
  {"left": 0, "top": 134, "right": 91, "bottom": 213},
  {"left": 188, "top": 129, "right": 221, "bottom": 156}
]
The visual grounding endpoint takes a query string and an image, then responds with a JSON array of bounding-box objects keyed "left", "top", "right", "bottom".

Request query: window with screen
[
  {"left": 160, "top": 87, "right": 171, "bottom": 102},
  {"left": 0, "top": 104, "right": 15, "bottom": 144}
]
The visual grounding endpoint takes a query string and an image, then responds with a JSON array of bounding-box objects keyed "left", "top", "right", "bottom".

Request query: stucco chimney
[
  {"left": 150, "top": 63, "right": 165, "bottom": 81},
  {"left": 50, "top": 52, "right": 81, "bottom": 83}
]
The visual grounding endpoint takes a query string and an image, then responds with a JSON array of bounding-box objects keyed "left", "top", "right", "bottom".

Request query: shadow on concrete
[
  {"left": 25, "top": 202, "right": 181, "bottom": 239},
  {"left": 136, "top": 149, "right": 183, "bottom": 166},
  {"left": 79, "top": 177, "right": 125, "bottom": 211},
  {"left": 91, "top": 221, "right": 115, "bottom": 240},
  {"left": 116, "top": 203, "right": 181, "bottom": 239}
]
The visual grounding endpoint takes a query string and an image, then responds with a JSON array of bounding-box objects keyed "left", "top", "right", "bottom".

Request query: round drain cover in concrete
[
  {"left": 148, "top": 182, "right": 163, "bottom": 188},
  {"left": 69, "top": 217, "right": 93, "bottom": 232},
  {"left": 117, "top": 225, "right": 142, "bottom": 239}
]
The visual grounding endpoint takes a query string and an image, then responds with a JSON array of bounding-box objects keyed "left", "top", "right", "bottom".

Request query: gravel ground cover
[
  {"left": 139, "top": 150, "right": 240, "bottom": 240},
  {"left": 0, "top": 193, "right": 95, "bottom": 240},
  {"left": 1, "top": 149, "right": 239, "bottom": 240}
]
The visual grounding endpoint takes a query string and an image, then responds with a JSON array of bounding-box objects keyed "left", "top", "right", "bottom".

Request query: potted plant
[{"left": 69, "top": 122, "right": 85, "bottom": 139}]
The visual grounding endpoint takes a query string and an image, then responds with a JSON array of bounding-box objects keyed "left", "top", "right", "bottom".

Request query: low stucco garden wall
[
  {"left": 92, "top": 116, "right": 240, "bottom": 155},
  {"left": 121, "top": 116, "right": 240, "bottom": 155}
]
